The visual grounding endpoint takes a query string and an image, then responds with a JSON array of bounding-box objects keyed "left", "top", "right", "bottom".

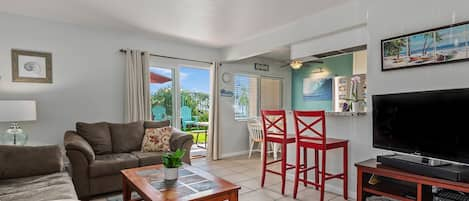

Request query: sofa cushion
[
  {"left": 0, "top": 172, "right": 78, "bottom": 201},
  {"left": 76, "top": 122, "right": 112, "bottom": 154},
  {"left": 0, "top": 145, "right": 63, "bottom": 179},
  {"left": 89, "top": 153, "right": 138, "bottom": 178},
  {"left": 131, "top": 151, "right": 164, "bottom": 166},
  {"left": 109, "top": 121, "right": 144, "bottom": 153},
  {"left": 144, "top": 120, "right": 170, "bottom": 129}
]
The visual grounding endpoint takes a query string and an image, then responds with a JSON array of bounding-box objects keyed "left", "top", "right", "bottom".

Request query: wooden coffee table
[{"left": 121, "top": 164, "right": 240, "bottom": 201}]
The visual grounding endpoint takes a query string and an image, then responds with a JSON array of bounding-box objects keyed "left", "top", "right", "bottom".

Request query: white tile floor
[
  {"left": 91, "top": 153, "right": 350, "bottom": 201},
  {"left": 190, "top": 153, "right": 349, "bottom": 201}
]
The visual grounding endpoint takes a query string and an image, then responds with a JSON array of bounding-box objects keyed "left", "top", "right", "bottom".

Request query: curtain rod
[{"left": 119, "top": 49, "right": 213, "bottom": 65}]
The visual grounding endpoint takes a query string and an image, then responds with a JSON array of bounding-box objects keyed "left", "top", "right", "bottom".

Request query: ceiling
[
  {"left": 0, "top": 0, "right": 348, "bottom": 48},
  {"left": 257, "top": 47, "right": 291, "bottom": 62}
]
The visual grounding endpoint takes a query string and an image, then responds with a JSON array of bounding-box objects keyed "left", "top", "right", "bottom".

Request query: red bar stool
[
  {"left": 260, "top": 110, "right": 297, "bottom": 195},
  {"left": 292, "top": 110, "right": 348, "bottom": 201}
]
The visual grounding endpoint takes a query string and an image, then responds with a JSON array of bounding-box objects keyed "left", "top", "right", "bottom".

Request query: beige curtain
[
  {"left": 125, "top": 49, "right": 151, "bottom": 122},
  {"left": 207, "top": 62, "right": 221, "bottom": 160}
]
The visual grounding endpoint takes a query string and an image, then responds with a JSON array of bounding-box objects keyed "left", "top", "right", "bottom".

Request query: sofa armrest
[
  {"left": 170, "top": 128, "right": 194, "bottom": 164},
  {"left": 64, "top": 131, "right": 93, "bottom": 198},
  {"left": 64, "top": 131, "right": 95, "bottom": 162}
]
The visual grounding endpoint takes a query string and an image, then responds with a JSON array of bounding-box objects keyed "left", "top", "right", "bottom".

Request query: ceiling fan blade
[
  {"left": 298, "top": 55, "right": 320, "bottom": 62},
  {"left": 280, "top": 63, "right": 291, "bottom": 68},
  {"left": 304, "top": 60, "right": 324, "bottom": 64}
]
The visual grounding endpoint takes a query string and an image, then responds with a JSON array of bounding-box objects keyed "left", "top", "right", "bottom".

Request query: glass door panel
[
  {"left": 179, "top": 66, "right": 210, "bottom": 131},
  {"left": 149, "top": 67, "right": 175, "bottom": 125},
  {"left": 260, "top": 77, "right": 283, "bottom": 110}
]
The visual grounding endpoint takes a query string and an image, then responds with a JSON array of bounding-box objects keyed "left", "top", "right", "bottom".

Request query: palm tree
[
  {"left": 238, "top": 87, "right": 249, "bottom": 115},
  {"left": 384, "top": 38, "right": 407, "bottom": 59},
  {"left": 421, "top": 32, "right": 442, "bottom": 56}
]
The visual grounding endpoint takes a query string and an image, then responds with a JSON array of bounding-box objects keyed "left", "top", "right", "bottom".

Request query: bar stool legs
[
  {"left": 303, "top": 147, "right": 307, "bottom": 187},
  {"left": 320, "top": 149, "right": 326, "bottom": 201},
  {"left": 260, "top": 137, "right": 268, "bottom": 188},
  {"left": 343, "top": 143, "right": 348, "bottom": 200},
  {"left": 315, "top": 149, "right": 319, "bottom": 190},
  {"left": 292, "top": 146, "right": 348, "bottom": 201}
]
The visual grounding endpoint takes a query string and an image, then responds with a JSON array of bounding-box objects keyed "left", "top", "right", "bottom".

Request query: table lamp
[{"left": 0, "top": 100, "right": 37, "bottom": 145}]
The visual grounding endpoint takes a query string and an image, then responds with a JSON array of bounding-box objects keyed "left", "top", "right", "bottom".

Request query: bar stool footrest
[{"left": 299, "top": 166, "right": 317, "bottom": 173}]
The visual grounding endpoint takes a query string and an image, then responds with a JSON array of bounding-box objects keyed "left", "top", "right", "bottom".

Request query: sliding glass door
[{"left": 149, "top": 57, "right": 211, "bottom": 141}]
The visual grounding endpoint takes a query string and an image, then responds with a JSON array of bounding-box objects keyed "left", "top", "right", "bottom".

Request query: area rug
[{"left": 90, "top": 192, "right": 140, "bottom": 201}]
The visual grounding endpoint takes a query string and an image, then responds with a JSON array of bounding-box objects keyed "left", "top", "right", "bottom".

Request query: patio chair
[
  {"left": 247, "top": 118, "right": 275, "bottom": 159},
  {"left": 152, "top": 105, "right": 166, "bottom": 121},
  {"left": 181, "top": 106, "right": 198, "bottom": 130}
]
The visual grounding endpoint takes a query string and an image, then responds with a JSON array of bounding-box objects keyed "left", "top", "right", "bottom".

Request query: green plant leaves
[{"left": 162, "top": 149, "right": 186, "bottom": 168}]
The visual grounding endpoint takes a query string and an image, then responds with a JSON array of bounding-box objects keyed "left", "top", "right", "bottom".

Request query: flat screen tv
[{"left": 373, "top": 88, "right": 469, "bottom": 164}]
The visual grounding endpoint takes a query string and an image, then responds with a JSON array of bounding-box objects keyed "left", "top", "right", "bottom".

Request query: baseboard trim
[
  {"left": 220, "top": 150, "right": 250, "bottom": 158},
  {"left": 286, "top": 173, "right": 356, "bottom": 199}
]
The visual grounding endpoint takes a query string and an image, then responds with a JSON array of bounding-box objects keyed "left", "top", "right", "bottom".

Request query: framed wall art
[
  {"left": 381, "top": 21, "right": 469, "bottom": 71},
  {"left": 302, "top": 77, "right": 332, "bottom": 101},
  {"left": 12, "top": 49, "right": 52, "bottom": 83}
]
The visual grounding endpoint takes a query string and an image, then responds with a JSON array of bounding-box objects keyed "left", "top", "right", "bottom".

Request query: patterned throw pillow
[{"left": 141, "top": 127, "right": 172, "bottom": 152}]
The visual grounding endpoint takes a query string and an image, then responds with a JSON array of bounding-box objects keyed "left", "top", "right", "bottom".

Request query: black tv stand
[
  {"left": 380, "top": 154, "right": 451, "bottom": 167},
  {"left": 377, "top": 154, "right": 469, "bottom": 182}
]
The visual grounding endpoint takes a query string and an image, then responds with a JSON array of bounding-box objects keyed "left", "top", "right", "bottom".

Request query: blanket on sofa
[{"left": 0, "top": 172, "right": 78, "bottom": 201}]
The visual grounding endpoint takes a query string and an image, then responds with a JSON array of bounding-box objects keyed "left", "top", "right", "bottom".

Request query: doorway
[
  {"left": 179, "top": 66, "right": 210, "bottom": 158},
  {"left": 149, "top": 58, "right": 211, "bottom": 159}
]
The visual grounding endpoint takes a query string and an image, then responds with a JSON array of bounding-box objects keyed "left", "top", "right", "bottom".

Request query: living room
[{"left": 2, "top": 1, "right": 469, "bottom": 201}]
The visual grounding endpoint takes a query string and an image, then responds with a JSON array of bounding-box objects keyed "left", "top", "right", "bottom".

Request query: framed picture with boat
[{"left": 381, "top": 21, "right": 469, "bottom": 71}]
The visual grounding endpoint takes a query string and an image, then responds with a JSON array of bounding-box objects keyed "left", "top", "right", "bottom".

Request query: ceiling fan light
[{"left": 290, "top": 60, "right": 302, "bottom": 69}]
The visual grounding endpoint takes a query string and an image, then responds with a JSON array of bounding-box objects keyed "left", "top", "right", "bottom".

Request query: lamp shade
[{"left": 0, "top": 100, "right": 37, "bottom": 122}]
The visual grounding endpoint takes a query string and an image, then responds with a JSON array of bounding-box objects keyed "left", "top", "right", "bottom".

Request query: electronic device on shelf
[
  {"left": 434, "top": 189, "right": 469, "bottom": 201},
  {"left": 373, "top": 88, "right": 469, "bottom": 164},
  {"left": 377, "top": 154, "right": 469, "bottom": 182},
  {"left": 373, "top": 88, "right": 469, "bottom": 180}
]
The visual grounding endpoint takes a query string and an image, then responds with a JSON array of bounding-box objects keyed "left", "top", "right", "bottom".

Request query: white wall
[
  {"left": 0, "top": 13, "right": 220, "bottom": 145},
  {"left": 218, "top": 58, "right": 292, "bottom": 158}
]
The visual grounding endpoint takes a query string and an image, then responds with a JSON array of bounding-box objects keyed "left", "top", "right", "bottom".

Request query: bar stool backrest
[
  {"left": 261, "top": 110, "right": 287, "bottom": 140},
  {"left": 293, "top": 110, "right": 326, "bottom": 145}
]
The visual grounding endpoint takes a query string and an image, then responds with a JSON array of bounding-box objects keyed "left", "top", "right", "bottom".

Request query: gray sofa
[
  {"left": 64, "top": 120, "right": 193, "bottom": 199},
  {"left": 0, "top": 145, "right": 79, "bottom": 201}
]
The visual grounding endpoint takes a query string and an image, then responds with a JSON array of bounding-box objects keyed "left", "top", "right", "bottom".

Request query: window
[
  {"left": 233, "top": 75, "right": 283, "bottom": 120},
  {"left": 234, "top": 75, "right": 258, "bottom": 120}
]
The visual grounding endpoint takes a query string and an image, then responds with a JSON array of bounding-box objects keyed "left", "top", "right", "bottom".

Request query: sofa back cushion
[
  {"left": 109, "top": 121, "right": 144, "bottom": 153},
  {"left": 76, "top": 122, "right": 112, "bottom": 154},
  {"left": 144, "top": 120, "right": 170, "bottom": 129},
  {"left": 0, "top": 145, "right": 63, "bottom": 179}
]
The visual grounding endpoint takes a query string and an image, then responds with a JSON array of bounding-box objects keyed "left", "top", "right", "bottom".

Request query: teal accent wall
[{"left": 292, "top": 54, "right": 353, "bottom": 111}]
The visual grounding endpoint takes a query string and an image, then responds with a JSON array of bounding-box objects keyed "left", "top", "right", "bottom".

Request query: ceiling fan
[{"left": 280, "top": 55, "right": 324, "bottom": 70}]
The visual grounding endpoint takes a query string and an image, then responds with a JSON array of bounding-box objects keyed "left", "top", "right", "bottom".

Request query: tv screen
[{"left": 373, "top": 88, "right": 469, "bottom": 164}]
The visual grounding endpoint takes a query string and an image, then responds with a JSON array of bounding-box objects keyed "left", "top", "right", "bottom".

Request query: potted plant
[
  {"left": 345, "top": 76, "right": 365, "bottom": 112},
  {"left": 162, "top": 149, "right": 185, "bottom": 181}
]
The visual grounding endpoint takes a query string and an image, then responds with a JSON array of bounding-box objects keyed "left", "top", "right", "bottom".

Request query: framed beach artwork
[
  {"left": 381, "top": 21, "right": 469, "bottom": 71},
  {"left": 303, "top": 77, "right": 332, "bottom": 101},
  {"left": 11, "top": 49, "right": 52, "bottom": 83}
]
